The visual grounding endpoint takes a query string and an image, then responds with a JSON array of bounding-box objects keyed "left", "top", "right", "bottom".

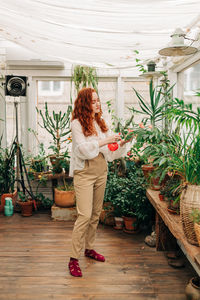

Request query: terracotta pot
[
  {"left": 185, "top": 277, "right": 200, "bottom": 300},
  {"left": 19, "top": 200, "right": 33, "bottom": 217},
  {"left": 99, "top": 202, "right": 114, "bottom": 226},
  {"left": 0, "top": 190, "right": 17, "bottom": 213},
  {"left": 141, "top": 164, "right": 154, "bottom": 179},
  {"left": 114, "top": 217, "right": 124, "bottom": 230},
  {"left": 123, "top": 216, "right": 138, "bottom": 231},
  {"left": 54, "top": 188, "right": 75, "bottom": 207},
  {"left": 151, "top": 176, "right": 161, "bottom": 191},
  {"left": 141, "top": 164, "right": 161, "bottom": 190}
]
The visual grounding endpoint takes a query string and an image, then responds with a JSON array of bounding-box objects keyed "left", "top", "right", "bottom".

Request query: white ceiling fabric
[{"left": 0, "top": 0, "right": 199, "bottom": 69}]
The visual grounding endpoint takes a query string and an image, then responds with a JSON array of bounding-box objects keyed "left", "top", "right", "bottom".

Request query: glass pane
[
  {"left": 124, "top": 80, "right": 149, "bottom": 124},
  {"left": 183, "top": 61, "right": 200, "bottom": 111},
  {"left": 41, "top": 81, "right": 50, "bottom": 91},
  {"left": 53, "top": 81, "right": 61, "bottom": 91},
  {"left": 98, "top": 79, "right": 117, "bottom": 128}
]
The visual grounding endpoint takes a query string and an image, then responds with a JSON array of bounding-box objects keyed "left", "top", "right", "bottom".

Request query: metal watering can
[{"left": 4, "top": 197, "right": 14, "bottom": 216}]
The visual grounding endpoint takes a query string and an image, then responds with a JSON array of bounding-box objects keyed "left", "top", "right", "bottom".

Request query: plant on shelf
[
  {"left": 27, "top": 173, "right": 53, "bottom": 210},
  {"left": 27, "top": 128, "right": 49, "bottom": 174},
  {"left": 36, "top": 102, "right": 72, "bottom": 173},
  {"left": 29, "top": 143, "right": 49, "bottom": 176},
  {"left": 159, "top": 176, "right": 182, "bottom": 214}
]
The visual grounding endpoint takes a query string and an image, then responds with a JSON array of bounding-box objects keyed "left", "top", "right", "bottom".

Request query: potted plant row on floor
[{"left": 103, "top": 160, "right": 153, "bottom": 233}]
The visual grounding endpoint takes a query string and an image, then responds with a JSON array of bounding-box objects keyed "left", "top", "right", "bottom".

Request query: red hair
[{"left": 72, "top": 87, "right": 108, "bottom": 137}]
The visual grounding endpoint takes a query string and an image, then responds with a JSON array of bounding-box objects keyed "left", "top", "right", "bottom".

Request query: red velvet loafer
[
  {"left": 68, "top": 259, "right": 82, "bottom": 277},
  {"left": 85, "top": 249, "right": 105, "bottom": 262}
]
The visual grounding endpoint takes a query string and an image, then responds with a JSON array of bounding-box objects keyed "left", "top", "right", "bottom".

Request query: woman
[{"left": 68, "top": 87, "right": 129, "bottom": 277}]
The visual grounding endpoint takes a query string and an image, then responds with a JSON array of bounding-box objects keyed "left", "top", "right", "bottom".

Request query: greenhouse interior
[{"left": 1, "top": 1, "right": 200, "bottom": 299}]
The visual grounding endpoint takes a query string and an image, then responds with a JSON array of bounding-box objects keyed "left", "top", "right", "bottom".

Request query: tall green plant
[
  {"left": 131, "top": 79, "right": 164, "bottom": 128},
  {"left": 36, "top": 103, "right": 72, "bottom": 156},
  {"left": 131, "top": 78, "right": 174, "bottom": 128},
  {"left": 166, "top": 97, "right": 200, "bottom": 134},
  {"left": 0, "top": 144, "right": 16, "bottom": 195},
  {"left": 71, "top": 65, "right": 98, "bottom": 96}
]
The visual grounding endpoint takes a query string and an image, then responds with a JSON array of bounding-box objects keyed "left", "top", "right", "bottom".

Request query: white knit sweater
[{"left": 69, "top": 119, "right": 128, "bottom": 177}]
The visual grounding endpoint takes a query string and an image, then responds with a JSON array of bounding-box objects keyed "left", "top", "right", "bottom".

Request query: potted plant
[
  {"left": 159, "top": 176, "right": 181, "bottom": 214},
  {"left": 36, "top": 102, "right": 72, "bottom": 174},
  {"left": 28, "top": 172, "right": 53, "bottom": 210},
  {"left": 0, "top": 145, "right": 17, "bottom": 212},
  {"left": 105, "top": 161, "right": 153, "bottom": 232},
  {"left": 18, "top": 191, "right": 33, "bottom": 217},
  {"left": 160, "top": 128, "right": 200, "bottom": 245},
  {"left": 54, "top": 176, "right": 75, "bottom": 208},
  {"left": 28, "top": 143, "right": 50, "bottom": 179}
]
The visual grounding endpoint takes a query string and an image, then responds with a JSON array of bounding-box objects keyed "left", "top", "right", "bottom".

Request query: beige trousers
[{"left": 70, "top": 153, "right": 108, "bottom": 259}]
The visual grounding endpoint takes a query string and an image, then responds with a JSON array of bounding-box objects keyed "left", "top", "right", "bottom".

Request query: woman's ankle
[{"left": 70, "top": 257, "right": 78, "bottom": 261}]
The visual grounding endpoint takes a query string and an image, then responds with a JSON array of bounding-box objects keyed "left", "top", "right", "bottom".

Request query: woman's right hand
[
  {"left": 99, "top": 134, "right": 121, "bottom": 148},
  {"left": 106, "top": 134, "right": 121, "bottom": 144}
]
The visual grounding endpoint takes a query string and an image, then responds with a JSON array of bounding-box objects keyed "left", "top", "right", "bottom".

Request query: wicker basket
[
  {"left": 180, "top": 185, "right": 200, "bottom": 246},
  {"left": 194, "top": 223, "right": 200, "bottom": 247}
]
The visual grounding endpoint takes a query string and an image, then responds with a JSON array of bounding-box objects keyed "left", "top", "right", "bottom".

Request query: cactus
[{"left": 36, "top": 102, "right": 72, "bottom": 156}]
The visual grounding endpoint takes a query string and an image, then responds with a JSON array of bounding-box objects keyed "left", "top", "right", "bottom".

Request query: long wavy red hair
[{"left": 72, "top": 87, "right": 108, "bottom": 136}]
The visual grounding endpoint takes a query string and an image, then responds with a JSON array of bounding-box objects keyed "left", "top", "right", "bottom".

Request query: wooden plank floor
[{"left": 0, "top": 211, "right": 196, "bottom": 300}]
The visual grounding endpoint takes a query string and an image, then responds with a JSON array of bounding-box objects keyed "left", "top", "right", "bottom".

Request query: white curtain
[{"left": 0, "top": 0, "right": 199, "bottom": 68}]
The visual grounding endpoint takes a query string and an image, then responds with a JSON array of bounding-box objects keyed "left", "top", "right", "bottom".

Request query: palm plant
[
  {"left": 131, "top": 79, "right": 165, "bottom": 128},
  {"left": 166, "top": 97, "right": 200, "bottom": 134}
]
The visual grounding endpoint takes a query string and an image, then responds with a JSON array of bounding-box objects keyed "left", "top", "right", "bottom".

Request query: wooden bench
[{"left": 146, "top": 188, "right": 200, "bottom": 275}]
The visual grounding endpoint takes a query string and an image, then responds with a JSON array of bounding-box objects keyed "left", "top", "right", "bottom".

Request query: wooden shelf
[{"left": 146, "top": 189, "right": 200, "bottom": 272}]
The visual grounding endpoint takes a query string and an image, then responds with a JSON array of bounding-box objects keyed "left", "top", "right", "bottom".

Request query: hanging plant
[{"left": 71, "top": 65, "right": 98, "bottom": 96}]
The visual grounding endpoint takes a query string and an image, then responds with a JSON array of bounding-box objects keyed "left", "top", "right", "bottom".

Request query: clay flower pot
[
  {"left": 185, "top": 277, "right": 200, "bottom": 300},
  {"left": 54, "top": 188, "right": 75, "bottom": 207},
  {"left": 159, "top": 194, "right": 164, "bottom": 201},
  {"left": 114, "top": 217, "right": 124, "bottom": 230},
  {"left": 122, "top": 216, "right": 138, "bottom": 232},
  {"left": 19, "top": 200, "right": 33, "bottom": 217}
]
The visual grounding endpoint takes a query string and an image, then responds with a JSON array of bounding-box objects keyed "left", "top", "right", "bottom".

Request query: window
[
  {"left": 38, "top": 81, "right": 63, "bottom": 96},
  {"left": 182, "top": 61, "right": 200, "bottom": 110}
]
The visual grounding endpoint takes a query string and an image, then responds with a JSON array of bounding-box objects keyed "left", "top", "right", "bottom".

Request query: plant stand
[{"left": 51, "top": 204, "right": 77, "bottom": 221}]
